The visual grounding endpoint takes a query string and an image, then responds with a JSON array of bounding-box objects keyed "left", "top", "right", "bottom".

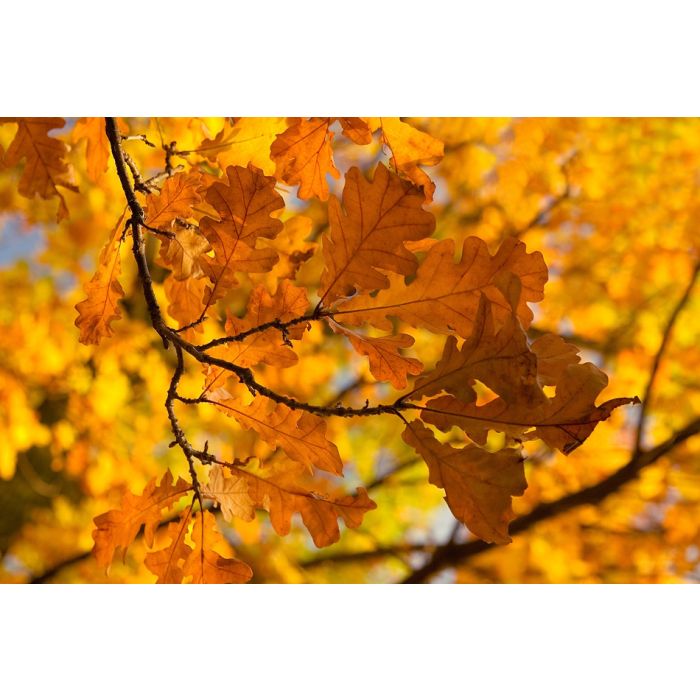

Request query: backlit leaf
[
  {"left": 1, "top": 117, "right": 77, "bottom": 220},
  {"left": 92, "top": 471, "right": 191, "bottom": 569},
  {"left": 402, "top": 420, "right": 526, "bottom": 544},
  {"left": 319, "top": 163, "right": 435, "bottom": 304},
  {"left": 74, "top": 212, "right": 127, "bottom": 345},
  {"left": 271, "top": 117, "right": 339, "bottom": 200}
]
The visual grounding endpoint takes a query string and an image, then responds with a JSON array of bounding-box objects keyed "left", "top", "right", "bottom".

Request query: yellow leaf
[
  {"left": 379, "top": 117, "right": 444, "bottom": 202},
  {"left": 199, "top": 117, "right": 289, "bottom": 176}
]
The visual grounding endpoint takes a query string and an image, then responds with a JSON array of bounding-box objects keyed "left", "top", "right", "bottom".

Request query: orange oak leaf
[
  {"left": 164, "top": 274, "right": 209, "bottom": 335},
  {"left": 199, "top": 117, "right": 289, "bottom": 176},
  {"left": 146, "top": 172, "right": 209, "bottom": 280},
  {"left": 205, "top": 281, "right": 310, "bottom": 381},
  {"left": 182, "top": 511, "right": 252, "bottom": 584},
  {"left": 335, "top": 236, "right": 547, "bottom": 337},
  {"left": 199, "top": 164, "right": 284, "bottom": 306},
  {"left": 402, "top": 420, "right": 526, "bottom": 544},
  {"left": 319, "top": 163, "right": 436, "bottom": 305},
  {"left": 338, "top": 117, "right": 374, "bottom": 145},
  {"left": 72, "top": 117, "right": 128, "bottom": 181},
  {"left": 1, "top": 117, "right": 78, "bottom": 220},
  {"left": 328, "top": 319, "right": 423, "bottom": 390},
  {"left": 208, "top": 326, "right": 298, "bottom": 374},
  {"left": 92, "top": 470, "right": 191, "bottom": 569},
  {"left": 270, "top": 118, "right": 339, "bottom": 201},
  {"left": 207, "top": 388, "right": 343, "bottom": 475},
  {"left": 204, "top": 465, "right": 376, "bottom": 548},
  {"left": 405, "top": 299, "right": 542, "bottom": 406},
  {"left": 530, "top": 333, "right": 582, "bottom": 386},
  {"left": 145, "top": 171, "right": 204, "bottom": 230},
  {"left": 272, "top": 215, "right": 316, "bottom": 280},
  {"left": 144, "top": 508, "right": 194, "bottom": 584},
  {"left": 156, "top": 224, "right": 211, "bottom": 280},
  {"left": 379, "top": 118, "right": 444, "bottom": 202},
  {"left": 421, "top": 362, "right": 640, "bottom": 454},
  {"left": 233, "top": 280, "right": 310, "bottom": 340},
  {"left": 74, "top": 212, "right": 127, "bottom": 345}
]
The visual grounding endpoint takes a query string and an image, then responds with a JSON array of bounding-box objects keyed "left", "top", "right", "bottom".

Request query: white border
[
  {"left": 2, "top": 585, "right": 697, "bottom": 697},
  {"left": 3, "top": 1, "right": 700, "bottom": 114}
]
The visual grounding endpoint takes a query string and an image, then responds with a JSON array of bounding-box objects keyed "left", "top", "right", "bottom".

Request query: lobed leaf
[
  {"left": 1, "top": 117, "right": 77, "bottom": 220},
  {"left": 207, "top": 389, "right": 344, "bottom": 475},
  {"left": 378, "top": 117, "right": 444, "bottom": 202},
  {"left": 335, "top": 236, "right": 547, "bottom": 337},
  {"left": 74, "top": 213, "right": 127, "bottom": 345},
  {"left": 329, "top": 319, "right": 423, "bottom": 389},
  {"left": 319, "top": 162, "right": 435, "bottom": 304},
  {"left": 199, "top": 164, "right": 284, "bottom": 305},
  {"left": 92, "top": 471, "right": 191, "bottom": 570},
  {"left": 203, "top": 465, "right": 376, "bottom": 548},
  {"left": 271, "top": 117, "right": 339, "bottom": 200},
  {"left": 402, "top": 421, "right": 526, "bottom": 544}
]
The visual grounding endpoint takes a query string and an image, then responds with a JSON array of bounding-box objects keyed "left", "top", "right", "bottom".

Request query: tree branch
[
  {"left": 634, "top": 259, "right": 700, "bottom": 452},
  {"left": 105, "top": 118, "right": 415, "bottom": 423},
  {"left": 400, "top": 414, "right": 700, "bottom": 583}
]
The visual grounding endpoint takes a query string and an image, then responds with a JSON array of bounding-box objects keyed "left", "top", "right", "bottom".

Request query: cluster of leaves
[{"left": 1, "top": 117, "right": 698, "bottom": 584}]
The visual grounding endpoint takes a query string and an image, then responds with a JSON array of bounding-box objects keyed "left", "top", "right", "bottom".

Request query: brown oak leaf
[
  {"left": 199, "top": 164, "right": 284, "bottom": 307},
  {"left": 319, "top": 162, "right": 435, "bottom": 305},
  {"left": 422, "top": 362, "right": 640, "bottom": 454},
  {"left": 335, "top": 236, "right": 547, "bottom": 337},
  {"left": 402, "top": 420, "right": 526, "bottom": 544}
]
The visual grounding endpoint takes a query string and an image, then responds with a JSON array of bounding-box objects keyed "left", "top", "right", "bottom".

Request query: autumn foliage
[{"left": 1, "top": 117, "right": 698, "bottom": 584}]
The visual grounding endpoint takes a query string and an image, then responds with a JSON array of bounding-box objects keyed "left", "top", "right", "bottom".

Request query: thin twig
[
  {"left": 401, "top": 414, "right": 700, "bottom": 583},
  {"left": 634, "top": 260, "right": 700, "bottom": 452}
]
